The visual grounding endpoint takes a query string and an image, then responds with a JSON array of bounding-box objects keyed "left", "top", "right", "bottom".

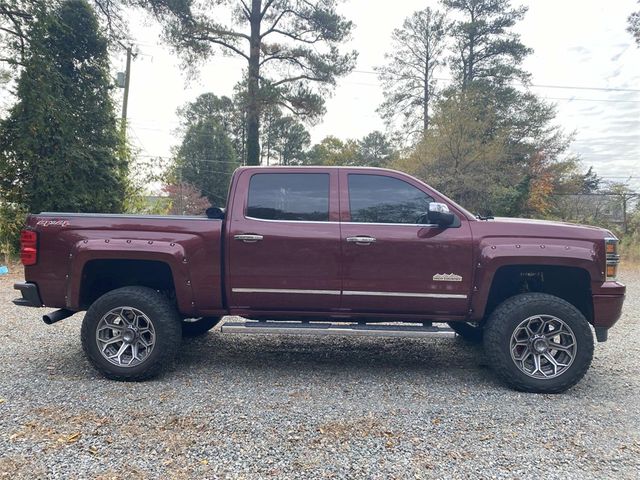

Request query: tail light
[
  {"left": 20, "top": 230, "right": 38, "bottom": 266},
  {"left": 604, "top": 237, "right": 619, "bottom": 280}
]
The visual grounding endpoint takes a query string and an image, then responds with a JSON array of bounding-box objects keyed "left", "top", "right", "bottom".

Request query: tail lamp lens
[{"left": 20, "top": 230, "right": 38, "bottom": 266}]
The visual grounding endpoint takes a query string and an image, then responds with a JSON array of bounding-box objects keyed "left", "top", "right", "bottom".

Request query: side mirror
[
  {"left": 206, "top": 207, "right": 225, "bottom": 219},
  {"left": 427, "top": 202, "right": 455, "bottom": 227}
]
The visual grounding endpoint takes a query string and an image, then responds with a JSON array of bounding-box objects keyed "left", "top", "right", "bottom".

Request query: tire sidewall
[
  {"left": 81, "top": 287, "right": 181, "bottom": 380},
  {"left": 485, "top": 294, "right": 594, "bottom": 393}
]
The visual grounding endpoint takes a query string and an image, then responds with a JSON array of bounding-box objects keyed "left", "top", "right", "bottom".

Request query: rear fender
[{"left": 66, "top": 239, "right": 196, "bottom": 315}]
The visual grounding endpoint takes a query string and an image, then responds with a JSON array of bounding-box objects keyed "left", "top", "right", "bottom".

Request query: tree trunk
[
  {"left": 423, "top": 56, "right": 429, "bottom": 132},
  {"left": 246, "top": 0, "right": 262, "bottom": 166}
]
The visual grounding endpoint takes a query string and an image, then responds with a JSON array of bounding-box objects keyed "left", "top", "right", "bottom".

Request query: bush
[{"left": 0, "top": 202, "right": 27, "bottom": 261}]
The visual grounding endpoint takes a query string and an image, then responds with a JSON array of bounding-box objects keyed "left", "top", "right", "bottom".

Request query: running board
[{"left": 221, "top": 321, "right": 456, "bottom": 339}]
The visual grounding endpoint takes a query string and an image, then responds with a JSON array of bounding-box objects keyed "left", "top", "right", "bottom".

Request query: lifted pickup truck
[{"left": 14, "top": 167, "right": 625, "bottom": 392}]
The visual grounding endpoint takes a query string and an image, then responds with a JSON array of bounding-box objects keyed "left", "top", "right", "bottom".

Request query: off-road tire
[
  {"left": 81, "top": 286, "right": 182, "bottom": 381},
  {"left": 448, "top": 321, "right": 483, "bottom": 343},
  {"left": 484, "top": 293, "right": 594, "bottom": 393},
  {"left": 182, "top": 316, "right": 222, "bottom": 337}
]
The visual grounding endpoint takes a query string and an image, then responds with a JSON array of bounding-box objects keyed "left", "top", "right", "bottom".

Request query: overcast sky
[{"left": 119, "top": 0, "right": 640, "bottom": 189}]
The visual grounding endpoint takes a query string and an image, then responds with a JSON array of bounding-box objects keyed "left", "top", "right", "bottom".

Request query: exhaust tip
[{"left": 42, "top": 309, "right": 75, "bottom": 325}]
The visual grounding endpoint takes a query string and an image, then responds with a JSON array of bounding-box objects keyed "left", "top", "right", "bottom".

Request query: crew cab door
[
  {"left": 339, "top": 170, "right": 473, "bottom": 316},
  {"left": 227, "top": 169, "right": 341, "bottom": 312}
]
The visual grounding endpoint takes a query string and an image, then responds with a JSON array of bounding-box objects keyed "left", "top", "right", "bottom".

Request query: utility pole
[{"left": 121, "top": 45, "right": 132, "bottom": 134}]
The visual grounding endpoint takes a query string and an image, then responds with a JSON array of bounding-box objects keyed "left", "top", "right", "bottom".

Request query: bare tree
[{"left": 376, "top": 7, "right": 447, "bottom": 142}]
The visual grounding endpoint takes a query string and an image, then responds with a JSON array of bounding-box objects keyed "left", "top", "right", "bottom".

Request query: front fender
[{"left": 470, "top": 238, "right": 602, "bottom": 320}]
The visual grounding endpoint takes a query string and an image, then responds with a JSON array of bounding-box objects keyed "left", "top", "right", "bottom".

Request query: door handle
[
  {"left": 234, "top": 234, "right": 264, "bottom": 243},
  {"left": 346, "top": 236, "right": 376, "bottom": 245}
]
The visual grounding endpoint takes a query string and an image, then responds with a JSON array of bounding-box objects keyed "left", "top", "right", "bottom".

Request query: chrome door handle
[
  {"left": 234, "top": 234, "right": 264, "bottom": 243},
  {"left": 346, "top": 236, "right": 376, "bottom": 245}
]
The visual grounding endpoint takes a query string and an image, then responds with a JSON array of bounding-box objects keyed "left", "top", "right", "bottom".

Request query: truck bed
[{"left": 23, "top": 213, "right": 225, "bottom": 316}]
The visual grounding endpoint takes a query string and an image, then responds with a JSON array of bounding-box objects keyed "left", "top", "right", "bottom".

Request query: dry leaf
[
  {"left": 66, "top": 432, "right": 81, "bottom": 443},
  {"left": 0, "top": 398, "right": 6, "bottom": 404}
]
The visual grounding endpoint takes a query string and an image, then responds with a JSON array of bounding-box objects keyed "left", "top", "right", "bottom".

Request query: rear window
[{"left": 247, "top": 173, "right": 330, "bottom": 221}]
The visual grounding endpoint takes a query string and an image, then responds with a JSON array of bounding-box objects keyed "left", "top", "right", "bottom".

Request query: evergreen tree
[
  {"left": 358, "top": 131, "right": 396, "bottom": 167},
  {"left": 173, "top": 119, "right": 238, "bottom": 207},
  {"left": 442, "top": 0, "right": 531, "bottom": 87},
  {"left": 0, "top": 0, "right": 128, "bottom": 213}
]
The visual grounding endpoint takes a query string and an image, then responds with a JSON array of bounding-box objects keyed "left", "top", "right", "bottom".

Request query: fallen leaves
[{"left": 64, "top": 432, "right": 82, "bottom": 443}]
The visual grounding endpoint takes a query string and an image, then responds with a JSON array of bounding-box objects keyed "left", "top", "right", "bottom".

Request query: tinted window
[
  {"left": 348, "top": 174, "right": 433, "bottom": 224},
  {"left": 247, "top": 173, "right": 330, "bottom": 221}
]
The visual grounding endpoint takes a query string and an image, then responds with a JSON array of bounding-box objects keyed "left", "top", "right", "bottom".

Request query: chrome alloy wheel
[
  {"left": 510, "top": 315, "right": 577, "bottom": 379},
  {"left": 95, "top": 307, "right": 156, "bottom": 367}
]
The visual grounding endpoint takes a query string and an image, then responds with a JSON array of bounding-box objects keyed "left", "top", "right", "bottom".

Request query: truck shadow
[{"left": 173, "top": 331, "right": 495, "bottom": 386}]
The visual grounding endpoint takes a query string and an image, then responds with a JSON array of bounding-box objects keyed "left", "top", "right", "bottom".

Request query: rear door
[
  {"left": 227, "top": 169, "right": 342, "bottom": 312},
  {"left": 339, "top": 170, "right": 473, "bottom": 316}
]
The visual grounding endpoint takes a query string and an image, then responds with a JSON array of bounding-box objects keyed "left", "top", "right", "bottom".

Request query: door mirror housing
[{"left": 426, "top": 202, "right": 455, "bottom": 227}]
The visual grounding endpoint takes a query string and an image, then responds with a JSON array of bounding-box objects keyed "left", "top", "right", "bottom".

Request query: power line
[
  {"left": 341, "top": 79, "right": 640, "bottom": 103},
  {"left": 352, "top": 70, "right": 640, "bottom": 94}
]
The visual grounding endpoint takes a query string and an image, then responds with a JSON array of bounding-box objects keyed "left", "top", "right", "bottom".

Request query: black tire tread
[
  {"left": 483, "top": 293, "right": 594, "bottom": 393},
  {"left": 81, "top": 286, "right": 182, "bottom": 381}
]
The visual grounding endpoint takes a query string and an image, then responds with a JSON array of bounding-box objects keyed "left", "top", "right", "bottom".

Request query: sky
[{"left": 117, "top": 0, "right": 640, "bottom": 189}]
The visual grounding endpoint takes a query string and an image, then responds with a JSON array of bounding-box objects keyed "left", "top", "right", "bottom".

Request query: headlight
[{"left": 605, "top": 237, "right": 620, "bottom": 280}]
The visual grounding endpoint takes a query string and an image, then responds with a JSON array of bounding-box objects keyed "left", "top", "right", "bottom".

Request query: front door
[
  {"left": 227, "top": 170, "right": 341, "bottom": 312},
  {"left": 339, "top": 171, "right": 473, "bottom": 316}
]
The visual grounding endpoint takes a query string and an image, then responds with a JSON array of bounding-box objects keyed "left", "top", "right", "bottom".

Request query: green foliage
[
  {"left": 358, "top": 131, "right": 397, "bottom": 167},
  {"left": 0, "top": 0, "right": 128, "bottom": 216},
  {"left": 177, "top": 92, "right": 246, "bottom": 163},
  {"left": 443, "top": 0, "right": 531, "bottom": 87},
  {"left": 138, "top": 0, "right": 356, "bottom": 165},
  {"left": 621, "top": 204, "right": 640, "bottom": 262},
  {"left": 1, "top": 0, "right": 133, "bottom": 90},
  {"left": 261, "top": 108, "right": 310, "bottom": 166},
  {"left": 395, "top": 88, "right": 511, "bottom": 214},
  {"left": 0, "top": 201, "right": 27, "bottom": 261},
  {"left": 172, "top": 118, "right": 238, "bottom": 207},
  {"left": 304, "top": 131, "right": 398, "bottom": 167}
]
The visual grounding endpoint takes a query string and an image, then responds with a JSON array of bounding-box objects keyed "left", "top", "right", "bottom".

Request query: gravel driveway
[{"left": 1, "top": 266, "right": 639, "bottom": 479}]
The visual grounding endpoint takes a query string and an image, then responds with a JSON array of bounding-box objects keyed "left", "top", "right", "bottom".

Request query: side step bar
[{"left": 221, "top": 321, "right": 456, "bottom": 339}]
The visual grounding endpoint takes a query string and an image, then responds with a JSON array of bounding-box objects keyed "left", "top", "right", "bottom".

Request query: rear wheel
[
  {"left": 447, "top": 321, "right": 483, "bottom": 343},
  {"left": 182, "top": 316, "right": 222, "bottom": 337},
  {"left": 484, "top": 293, "right": 594, "bottom": 393},
  {"left": 81, "top": 286, "right": 181, "bottom": 381}
]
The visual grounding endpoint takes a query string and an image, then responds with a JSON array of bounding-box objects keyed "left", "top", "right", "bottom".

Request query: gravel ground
[{"left": 1, "top": 266, "right": 639, "bottom": 479}]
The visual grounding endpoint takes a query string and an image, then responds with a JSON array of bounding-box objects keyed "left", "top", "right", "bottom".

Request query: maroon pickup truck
[{"left": 13, "top": 166, "right": 625, "bottom": 392}]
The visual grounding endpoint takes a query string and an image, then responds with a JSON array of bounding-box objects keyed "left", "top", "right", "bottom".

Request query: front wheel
[
  {"left": 483, "top": 293, "right": 594, "bottom": 393},
  {"left": 81, "top": 286, "right": 182, "bottom": 381}
]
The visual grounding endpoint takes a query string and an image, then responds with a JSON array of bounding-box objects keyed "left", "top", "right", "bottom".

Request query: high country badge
[{"left": 433, "top": 273, "right": 463, "bottom": 282}]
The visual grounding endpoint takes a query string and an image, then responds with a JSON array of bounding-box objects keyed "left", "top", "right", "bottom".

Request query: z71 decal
[{"left": 36, "top": 219, "right": 70, "bottom": 227}]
